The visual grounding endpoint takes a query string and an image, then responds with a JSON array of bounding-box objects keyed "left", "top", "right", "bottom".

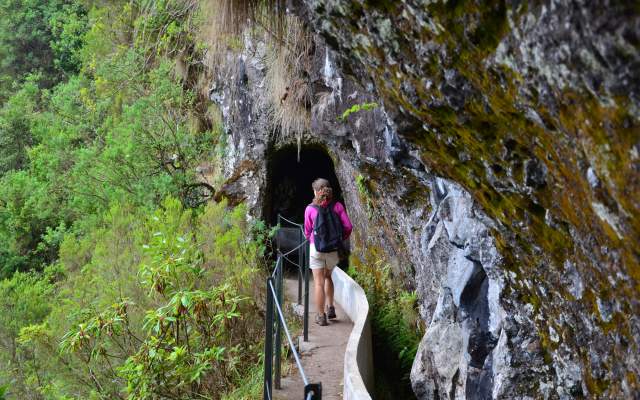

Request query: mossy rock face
[{"left": 304, "top": 0, "right": 639, "bottom": 398}]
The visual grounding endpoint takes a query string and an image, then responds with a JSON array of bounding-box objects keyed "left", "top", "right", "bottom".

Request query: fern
[{"left": 338, "top": 102, "right": 379, "bottom": 121}]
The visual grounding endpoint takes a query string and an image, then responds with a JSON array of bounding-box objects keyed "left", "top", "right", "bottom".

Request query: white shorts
[{"left": 309, "top": 243, "right": 339, "bottom": 270}]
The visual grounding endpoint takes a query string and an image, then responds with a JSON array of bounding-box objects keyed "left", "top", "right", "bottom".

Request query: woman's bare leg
[
  {"left": 312, "top": 268, "right": 326, "bottom": 314},
  {"left": 324, "top": 268, "right": 334, "bottom": 308}
]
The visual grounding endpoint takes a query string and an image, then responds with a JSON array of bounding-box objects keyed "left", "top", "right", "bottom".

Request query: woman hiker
[{"left": 304, "top": 178, "right": 353, "bottom": 326}]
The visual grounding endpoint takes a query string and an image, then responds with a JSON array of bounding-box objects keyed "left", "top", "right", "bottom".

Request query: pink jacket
[{"left": 304, "top": 201, "right": 353, "bottom": 244}]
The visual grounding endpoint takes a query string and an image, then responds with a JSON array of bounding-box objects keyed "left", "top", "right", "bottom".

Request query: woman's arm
[
  {"left": 304, "top": 206, "right": 314, "bottom": 240},
  {"left": 335, "top": 202, "right": 353, "bottom": 240}
]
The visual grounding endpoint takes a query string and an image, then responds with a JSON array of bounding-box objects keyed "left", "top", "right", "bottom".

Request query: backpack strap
[{"left": 308, "top": 201, "right": 336, "bottom": 210}]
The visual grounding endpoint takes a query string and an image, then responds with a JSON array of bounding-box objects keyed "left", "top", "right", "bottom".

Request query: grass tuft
[{"left": 265, "top": 15, "right": 312, "bottom": 148}]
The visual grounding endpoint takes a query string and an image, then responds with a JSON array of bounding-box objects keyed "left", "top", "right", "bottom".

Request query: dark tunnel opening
[
  {"left": 264, "top": 144, "right": 343, "bottom": 227},
  {"left": 265, "top": 144, "right": 348, "bottom": 270}
]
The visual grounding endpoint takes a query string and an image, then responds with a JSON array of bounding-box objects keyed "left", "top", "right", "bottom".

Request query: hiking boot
[
  {"left": 315, "top": 313, "right": 328, "bottom": 326},
  {"left": 327, "top": 305, "right": 337, "bottom": 320}
]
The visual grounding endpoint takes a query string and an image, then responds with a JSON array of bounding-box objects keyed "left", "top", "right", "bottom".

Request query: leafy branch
[{"left": 338, "top": 102, "right": 379, "bottom": 121}]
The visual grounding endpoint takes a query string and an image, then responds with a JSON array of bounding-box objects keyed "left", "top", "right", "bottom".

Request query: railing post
[
  {"left": 303, "top": 240, "right": 310, "bottom": 342},
  {"left": 277, "top": 216, "right": 281, "bottom": 253},
  {"left": 274, "top": 257, "right": 283, "bottom": 389},
  {"left": 264, "top": 277, "right": 274, "bottom": 400},
  {"left": 297, "top": 228, "right": 303, "bottom": 305},
  {"left": 305, "top": 383, "right": 322, "bottom": 399}
]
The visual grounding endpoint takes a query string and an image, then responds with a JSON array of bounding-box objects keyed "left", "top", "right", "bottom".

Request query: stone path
[{"left": 274, "top": 275, "right": 353, "bottom": 400}]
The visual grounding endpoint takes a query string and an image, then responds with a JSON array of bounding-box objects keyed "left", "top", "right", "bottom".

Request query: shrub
[
  {"left": 16, "top": 198, "right": 267, "bottom": 399},
  {"left": 348, "top": 258, "right": 422, "bottom": 399}
]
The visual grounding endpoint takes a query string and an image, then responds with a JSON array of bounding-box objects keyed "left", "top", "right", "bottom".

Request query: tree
[
  {"left": 0, "top": 268, "right": 56, "bottom": 398},
  {"left": 0, "top": 0, "right": 87, "bottom": 101},
  {"left": 0, "top": 80, "right": 38, "bottom": 175}
]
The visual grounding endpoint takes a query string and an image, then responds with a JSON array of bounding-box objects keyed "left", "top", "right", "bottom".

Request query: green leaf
[
  {"left": 338, "top": 102, "right": 379, "bottom": 121},
  {"left": 0, "top": 383, "right": 8, "bottom": 398}
]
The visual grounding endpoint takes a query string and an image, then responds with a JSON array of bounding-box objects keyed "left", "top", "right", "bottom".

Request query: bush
[
  {"left": 348, "top": 259, "right": 422, "bottom": 399},
  {"left": 14, "top": 199, "right": 267, "bottom": 399},
  {"left": 0, "top": 267, "right": 57, "bottom": 397}
]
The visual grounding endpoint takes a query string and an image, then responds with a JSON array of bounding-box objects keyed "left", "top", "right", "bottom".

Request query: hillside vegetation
[{"left": 0, "top": 1, "right": 270, "bottom": 399}]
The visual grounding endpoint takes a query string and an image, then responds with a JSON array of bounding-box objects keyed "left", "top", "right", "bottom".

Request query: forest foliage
[{"left": 0, "top": 1, "right": 269, "bottom": 399}]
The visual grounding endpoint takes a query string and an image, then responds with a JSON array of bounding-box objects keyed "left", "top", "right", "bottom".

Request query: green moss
[
  {"left": 584, "top": 367, "right": 610, "bottom": 397},
  {"left": 361, "top": 0, "right": 400, "bottom": 14},
  {"left": 354, "top": 173, "right": 374, "bottom": 218},
  {"left": 426, "top": 0, "right": 510, "bottom": 63},
  {"left": 355, "top": 173, "right": 369, "bottom": 197},
  {"left": 470, "top": 2, "right": 508, "bottom": 52},
  {"left": 626, "top": 372, "right": 639, "bottom": 393},
  {"left": 325, "top": 2, "right": 639, "bottom": 393},
  {"left": 382, "top": 58, "right": 639, "bottom": 321},
  {"left": 537, "top": 328, "right": 554, "bottom": 365}
]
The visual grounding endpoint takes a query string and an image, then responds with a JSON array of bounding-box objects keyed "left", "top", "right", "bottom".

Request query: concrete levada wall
[{"left": 331, "top": 267, "right": 374, "bottom": 400}]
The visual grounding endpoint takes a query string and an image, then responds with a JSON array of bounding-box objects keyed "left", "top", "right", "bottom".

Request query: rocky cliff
[{"left": 208, "top": 1, "right": 639, "bottom": 398}]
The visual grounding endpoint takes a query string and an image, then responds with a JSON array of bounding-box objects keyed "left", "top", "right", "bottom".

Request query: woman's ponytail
[{"left": 312, "top": 178, "right": 333, "bottom": 207}]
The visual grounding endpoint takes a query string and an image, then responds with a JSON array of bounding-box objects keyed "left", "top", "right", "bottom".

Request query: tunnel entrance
[{"left": 264, "top": 144, "right": 343, "bottom": 226}]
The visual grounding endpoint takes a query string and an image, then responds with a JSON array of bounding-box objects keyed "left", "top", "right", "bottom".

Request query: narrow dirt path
[{"left": 274, "top": 275, "right": 353, "bottom": 400}]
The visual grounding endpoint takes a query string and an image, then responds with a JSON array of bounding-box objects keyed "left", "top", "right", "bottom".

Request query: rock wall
[{"left": 208, "top": 1, "right": 639, "bottom": 398}]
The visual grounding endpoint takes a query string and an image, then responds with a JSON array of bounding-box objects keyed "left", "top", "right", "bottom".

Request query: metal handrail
[
  {"left": 278, "top": 214, "right": 304, "bottom": 229},
  {"left": 275, "top": 214, "right": 309, "bottom": 312},
  {"left": 276, "top": 240, "right": 308, "bottom": 268},
  {"left": 280, "top": 239, "right": 309, "bottom": 258},
  {"left": 268, "top": 278, "right": 309, "bottom": 385},
  {"left": 264, "top": 216, "right": 319, "bottom": 400},
  {"left": 280, "top": 252, "right": 303, "bottom": 268}
]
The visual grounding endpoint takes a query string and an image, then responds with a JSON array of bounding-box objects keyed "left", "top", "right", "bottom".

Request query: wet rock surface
[{"left": 208, "top": 1, "right": 639, "bottom": 398}]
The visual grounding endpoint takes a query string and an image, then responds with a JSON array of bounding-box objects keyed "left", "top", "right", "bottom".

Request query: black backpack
[{"left": 311, "top": 202, "right": 343, "bottom": 253}]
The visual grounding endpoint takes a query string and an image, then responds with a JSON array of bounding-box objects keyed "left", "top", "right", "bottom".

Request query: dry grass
[
  {"left": 198, "top": 0, "right": 237, "bottom": 70},
  {"left": 198, "top": 0, "right": 286, "bottom": 52},
  {"left": 265, "top": 15, "right": 312, "bottom": 148},
  {"left": 197, "top": 2, "right": 312, "bottom": 153},
  {"left": 216, "top": 0, "right": 286, "bottom": 35},
  {"left": 197, "top": 1, "right": 285, "bottom": 92}
]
